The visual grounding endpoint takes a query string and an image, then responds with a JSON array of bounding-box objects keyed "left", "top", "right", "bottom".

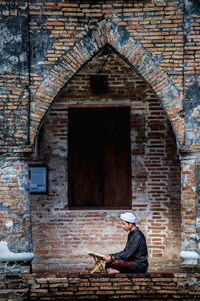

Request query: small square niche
[{"left": 90, "top": 74, "right": 108, "bottom": 94}]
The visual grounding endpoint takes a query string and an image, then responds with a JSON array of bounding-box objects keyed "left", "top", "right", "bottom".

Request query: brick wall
[
  {"left": 0, "top": 1, "right": 29, "bottom": 148},
  {"left": 184, "top": 2, "right": 200, "bottom": 147},
  {"left": 0, "top": 0, "right": 197, "bottom": 150},
  {"left": 0, "top": 155, "right": 33, "bottom": 271},
  {"left": 29, "top": 48, "right": 181, "bottom": 272},
  {"left": 1, "top": 272, "right": 200, "bottom": 300},
  {"left": 29, "top": 0, "right": 185, "bottom": 146}
]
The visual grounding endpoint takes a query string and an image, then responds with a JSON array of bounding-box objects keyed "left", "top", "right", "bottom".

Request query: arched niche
[
  {"left": 29, "top": 44, "right": 182, "bottom": 272},
  {"left": 30, "top": 22, "right": 184, "bottom": 150}
]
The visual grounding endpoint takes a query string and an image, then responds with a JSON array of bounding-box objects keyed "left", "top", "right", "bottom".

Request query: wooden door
[{"left": 68, "top": 107, "right": 131, "bottom": 209}]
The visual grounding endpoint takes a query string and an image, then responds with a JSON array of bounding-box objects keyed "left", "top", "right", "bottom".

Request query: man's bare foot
[{"left": 106, "top": 268, "right": 120, "bottom": 274}]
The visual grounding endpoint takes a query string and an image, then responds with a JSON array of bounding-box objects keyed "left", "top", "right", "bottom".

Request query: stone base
[{"left": 180, "top": 251, "right": 199, "bottom": 265}]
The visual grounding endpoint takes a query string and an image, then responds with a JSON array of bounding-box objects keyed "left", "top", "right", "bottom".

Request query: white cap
[{"left": 120, "top": 212, "right": 137, "bottom": 224}]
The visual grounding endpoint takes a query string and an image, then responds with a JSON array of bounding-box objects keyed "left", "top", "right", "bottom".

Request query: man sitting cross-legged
[{"left": 104, "top": 212, "right": 148, "bottom": 274}]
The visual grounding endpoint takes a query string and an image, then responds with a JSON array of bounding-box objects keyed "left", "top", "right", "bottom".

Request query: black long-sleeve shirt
[{"left": 110, "top": 227, "right": 148, "bottom": 272}]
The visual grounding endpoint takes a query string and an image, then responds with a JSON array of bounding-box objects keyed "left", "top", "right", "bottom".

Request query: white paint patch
[
  {"left": 5, "top": 220, "right": 13, "bottom": 228},
  {"left": 0, "top": 241, "right": 34, "bottom": 262}
]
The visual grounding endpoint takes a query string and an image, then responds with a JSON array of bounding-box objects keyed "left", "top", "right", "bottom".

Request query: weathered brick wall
[
  {"left": 0, "top": 1, "right": 33, "bottom": 272},
  {"left": 27, "top": 271, "right": 200, "bottom": 300},
  {"left": 0, "top": 154, "right": 33, "bottom": 273},
  {"left": 184, "top": 2, "right": 200, "bottom": 147},
  {"left": 29, "top": 48, "right": 181, "bottom": 272},
  {"left": 0, "top": 1, "right": 30, "bottom": 148},
  {"left": 1, "top": 272, "right": 200, "bottom": 300},
  {"left": 29, "top": 0, "right": 185, "bottom": 145}
]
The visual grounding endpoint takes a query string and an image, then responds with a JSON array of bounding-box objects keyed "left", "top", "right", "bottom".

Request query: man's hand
[{"left": 104, "top": 255, "right": 111, "bottom": 262}]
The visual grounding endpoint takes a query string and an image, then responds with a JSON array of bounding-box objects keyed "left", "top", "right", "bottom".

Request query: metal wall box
[{"left": 29, "top": 166, "right": 48, "bottom": 194}]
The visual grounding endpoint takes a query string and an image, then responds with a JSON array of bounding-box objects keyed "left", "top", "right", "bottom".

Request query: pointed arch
[{"left": 30, "top": 21, "right": 184, "bottom": 147}]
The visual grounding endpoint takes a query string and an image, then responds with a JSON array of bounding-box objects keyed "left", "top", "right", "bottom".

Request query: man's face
[{"left": 122, "top": 220, "right": 133, "bottom": 232}]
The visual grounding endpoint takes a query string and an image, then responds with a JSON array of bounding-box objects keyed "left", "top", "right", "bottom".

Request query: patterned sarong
[{"left": 105, "top": 259, "right": 136, "bottom": 273}]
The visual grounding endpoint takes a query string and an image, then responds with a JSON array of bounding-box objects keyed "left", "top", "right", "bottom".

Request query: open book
[{"left": 87, "top": 251, "right": 105, "bottom": 259}]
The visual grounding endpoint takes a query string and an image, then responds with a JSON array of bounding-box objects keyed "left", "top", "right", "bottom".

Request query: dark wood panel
[
  {"left": 68, "top": 107, "right": 131, "bottom": 209},
  {"left": 103, "top": 109, "right": 131, "bottom": 207}
]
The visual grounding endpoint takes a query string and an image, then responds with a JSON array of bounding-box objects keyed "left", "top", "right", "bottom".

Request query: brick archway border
[{"left": 30, "top": 21, "right": 184, "bottom": 147}]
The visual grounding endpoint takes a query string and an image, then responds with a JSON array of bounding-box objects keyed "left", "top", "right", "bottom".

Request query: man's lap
[{"left": 105, "top": 258, "right": 147, "bottom": 273}]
